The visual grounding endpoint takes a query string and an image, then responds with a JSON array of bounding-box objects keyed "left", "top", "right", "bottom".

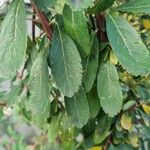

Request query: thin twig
[
  {"left": 32, "top": 8, "right": 36, "bottom": 42},
  {"left": 31, "top": 1, "right": 53, "bottom": 40}
]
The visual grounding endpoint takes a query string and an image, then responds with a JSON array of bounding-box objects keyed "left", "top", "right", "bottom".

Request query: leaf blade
[
  {"left": 50, "top": 25, "right": 82, "bottom": 97},
  {"left": 26, "top": 50, "right": 50, "bottom": 125},
  {"left": 65, "top": 88, "right": 90, "bottom": 128},
  {"left": 106, "top": 14, "right": 150, "bottom": 76},
  {"left": 63, "top": 4, "right": 91, "bottom": 56},
  {"left": 68, "top": 0, "right": 92, "bottom": 11},
  {"left": 116, "top": 0, "right": 150, "bottom": 14},
  {"left": 0, "top": 0, "right": 27, "bottom": 79},
  {"left": 97, "top": 60, "right": 123, "bottom": 117},
  {"left": 88, "top": 0, "right": 115, "bottom": 14},
  {"left": 83, "top": 35, "right": 99, "bottom": 92}
]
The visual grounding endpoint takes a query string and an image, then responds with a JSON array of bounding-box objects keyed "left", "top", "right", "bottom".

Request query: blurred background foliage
[{"left": 0, "top": 0, "right": 150, "bottom": 150}]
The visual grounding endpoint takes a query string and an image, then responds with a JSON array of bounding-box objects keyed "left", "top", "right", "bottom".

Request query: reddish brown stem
[
  {"left": 31, "top": 1, "right": 53, "bottom": 40},
  {"left": 95, "top": 13, "right": 108, "bottom": 42},
  {"left": 32, "top": 8, "right": 36, "bottom": 42}
]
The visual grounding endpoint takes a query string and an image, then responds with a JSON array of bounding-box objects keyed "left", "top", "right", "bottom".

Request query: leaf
[
  {"left": 88, "top": 0, "right": 115, "bottom": 14},
  {"left": 50, "top": 25, "right": 82, "bottom": 97},
  {"left": 109, "top": 144, "right": 134, "bottom": 150},
  {"left": 142, "top": 104, "right": 150, "bottom": 115},
  {"left": 26, "top": 50, "right": 50, "bottom": 125},
  {"left": 94, "top": 110, "right": 112, "bottom": 144},
  {"left": 106, "top": 14, "right": 150, "bottom": 76},
  {"left": 120, "top": 114, "right": 132, "bottom": 130},
  {"left": 109, "top": 145, "right": 117, "bottom": 150},
  {"left": 89, "top": 146, "right": 102, "bottom": 150},
  {"left": 33, "top": 0, "right": 56, "bottom": 12},
  {"left": 139, "top": 110, "right": 150, "bottom": 126},
  {"left": 68, "top": 0, "right": 92, "bottom": 11},
  {"left": 0, "top": 0, "right": 27, "bottom": 79},
  {"left": 55, "top": 0, "right": 67, "bottom": 14},
  {"left": 83, "top": 35, "right": 99, "bottom": 92},
  {"left": 139, "top": 126, "right": 150, "bottom": 139},
  {"left": 63, "top": 4, "right": 91, "bottom": 56},
  {"left": 48, "top": 114, "right": 62, "bottom": 142},
  {"left": 129, "top": 133, "right": 139, "bottom": 147},
  {"left": 123, "top": 100, "right": 136, "bottom": 111},
  {"left": 109, "top": 51, "right": 118, "bottom": 65},
  {"left": 65, "top": 88, "right": 90, "bottom": 128},
  {"left": 87, "top": 87, "right": 101, "bottom": 119},
  {"left": 26, "top": 45, "right": 39, "bottom": 73},
  {"left": 116, "top": 0, "right": 150, "bottom": 14},
  {"left": 142, "top": 17, "right": 150, "bottom": 29},
  {"left": 97, "top": 60, "right": 123, "bottom": 117}
]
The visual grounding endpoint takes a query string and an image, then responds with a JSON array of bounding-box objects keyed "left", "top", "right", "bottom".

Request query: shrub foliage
[{"left": 0, "top": 0, "right": 150, "bottom": 149}]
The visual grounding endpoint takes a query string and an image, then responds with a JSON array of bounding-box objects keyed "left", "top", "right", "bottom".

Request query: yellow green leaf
[
  {"left": 110, "top": 51, "right": 118, "bottom": 65},
  {"left": 129, "top": 134, "right": 139, "bottom": 147},
  {"left": 88, "top": 146, "right": 102, "bottom": 150},
  {"left": 142, "top": 19, "right": 150, "bottom": 29},
  {"left": 121, "top": 114, "right": 132, "bottom": 130},
  {"left": 142, "top": 104, "right": 150, "bottom": 115}
]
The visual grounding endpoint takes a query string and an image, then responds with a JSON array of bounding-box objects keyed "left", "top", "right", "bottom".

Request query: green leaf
[
  {"left": 26, "top": 45, "right": 39, "bottom": 73},
  {"left": 116, "top": 144, "right": 134, "bottom": 150},
  {"left": 63, "top": 4, "right": 91, "bottom": 56},
  {"left": 55, "top": 0, "right": 67, "bottom": 14},
  {"left": 123, "top": 100, "right": 136, "bottom": 111},
  {"left": 50, "top": 25, "right": 82, "bottom": 97},
  {"left": 97, "top": 60, "right": 123, "bottom": 117},
  {"left": 33, "top": 0, "right": 56, "bottom": 12},
  {"left": 106, "top": 14, "right": 150, "bottom": 76},
  {"left": 83, "top": 35, "right": 99, "bottom": 92},
  {"left": 26, "top": 50, "right": 50, "bottom": 125},
  {"left": 65, "top": 88, "right": 90, "bottom": 128},
  {"left": 87, "top": 87, "right": 101, "bottom": 119},
  {"left": 109, "top": 144, "right": 116, "bottom": 150},
  {"left": 94, "top": 110, "right": 112, "bottom": 144},
  {"left": 48, "top": 114, "right": 62, "bottom": 142},
  {"left": 68, "top": 0, "right": 92, "bottom": 11},
  {"left": 116, "top": 0, "right": 150, "bottom": 14},
  {"left": 88, "top": 0, "right": 115, "bottom": 14},
  {"left": 0, "top": 0, "right": 27, "bottom": 79},
  {"left": 139, "top": 126, "right": 150, "bottom": 139}
]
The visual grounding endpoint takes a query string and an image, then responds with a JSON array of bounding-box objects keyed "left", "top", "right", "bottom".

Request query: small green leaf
[
  {"left": 123, "top": 100, "right": 136, "bottom": 111},
  {"left": 106, "top": 14, "right": 150, "bottom": 76},
  {"left": 0, "top": 0, "right": 27, "bottom": 79},
  {"left": 117, "top": 0, "right": 150, "bottom": 14},
  {"left": 87, "top": 87, "right": 101, "bottom": 119},
  {"left": 68, "top": 0, "right": 92, "bottom": 11},
  {"left": 26, "top": 50, "right": 50, "bottom": 125},
  {"left": 139, "top": 126, "right": 150, "bottom": 139},
  {"left": 97, "top": 60, "right": 123, "bottom": 117},
  {"left": 94, "top": 110, "right": 112, "bottom": 144},
  {"left": 83, "top": 35, "right": 99, "bottom": 92},
  {"left": 65, "top": 88, "right": 90, "bottom": 128},
  {"left": 50, "top": 25, "right": 82, "bottom": 97},
  {"left": 48, "top": 114, "right": 62, "bottom": 142},
  {"left": 88, "top": 0, "right": 115, "bottom": 14},
  {"left": 63, "top": 4, "right": 91, "bottom": 56}
]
